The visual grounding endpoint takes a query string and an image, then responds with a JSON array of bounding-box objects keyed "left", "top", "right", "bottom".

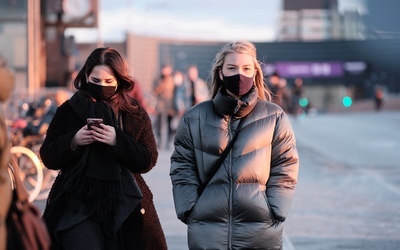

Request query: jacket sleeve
[
  {"left": 39, "top": 104, "right": 84, "bottom": 170},
  {"left": 108, "top": 105, "right": 158, "bottom": 174},
  {"left": 170, "top": 114, "right": 200, "bottom": 223},
  {"left": 267, "top": 111, "right": 299, "bottom": 222}
]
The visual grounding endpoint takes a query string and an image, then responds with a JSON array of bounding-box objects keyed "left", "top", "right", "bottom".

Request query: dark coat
[
  {"left": 171, "top": 88, "right": 299, "bottom": 249},
  {"left": 40, "top": 97, "right": 167, "bottom": 250}
]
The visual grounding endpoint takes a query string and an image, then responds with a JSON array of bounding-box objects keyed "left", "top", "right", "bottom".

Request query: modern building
[
  {"left": 1, "top": 0, "right": 398, "bottom": 113},
  {"left": 278, "top": 0, "right": 365, "bottom": 41},
  {"left": 153, "top": 38, "right": 400, "bottom": 112},
  {"left": 0, "top": 0, "right": 98, "bottom": 98},
  {"left": 363, "top": 0, "right": 400, "bottom": 39},
  {"left": 0, "top": 0, "right": 32, "bottom": 95}
]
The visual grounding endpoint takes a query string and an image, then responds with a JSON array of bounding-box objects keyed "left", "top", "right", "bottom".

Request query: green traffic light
[
  {"left": 299, "top": 97, "right": 308, "bottom": 107},
  {"left": 342, "top": 96, "right": 352, "bottom": 107}
]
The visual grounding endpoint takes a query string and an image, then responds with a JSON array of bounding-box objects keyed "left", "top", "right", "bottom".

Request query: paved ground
[
  {"left": 283, "top": 111, "right": 400, "bottom": 250},
  {"left": 144, "top": 111, "right": 400, "bottom": 250},
  {"left": 35, "top": 110, "right": 400, "bottom": 249}
]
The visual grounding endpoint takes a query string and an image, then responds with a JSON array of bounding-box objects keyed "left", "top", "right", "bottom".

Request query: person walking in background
[
  {"left": 153, "top": 64, "right": 176, "bottom": 149},
  {"left": 277, "top": 78, "right": 291, "bottom": 113},
  {"left": 40, "top": 47, "right": 167, "bottom": 249},
  {"left": 170, "top": 40, "right": 299, "bottom": 249},
  {"left": 269, "top": 75, "right": 291, "bottom": 113},
  {"left": 268, "top": 73, "right": 291, "bottom": 113},
  {"left": 374, "top": 84, "right": 384, "bottom": 111},
  {"left": 291, "top": 77, "right": 304, "bottom": 116},
  {"left": 128, "top": 77, "right": 146, "bottom": 109},
  {"left": 185, "top": 64, "right": 210, "bottom": 107},
  {"left": 172, "top": 70, "right": 187, "bottom": 133},
  {"left": 0, "top": 54, "right": 15, "bottom": 250}
]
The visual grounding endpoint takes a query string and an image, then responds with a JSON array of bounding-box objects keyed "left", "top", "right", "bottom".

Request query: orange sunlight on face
[{"left": 221, "top": 52, "right": 255, "bottom": 78}]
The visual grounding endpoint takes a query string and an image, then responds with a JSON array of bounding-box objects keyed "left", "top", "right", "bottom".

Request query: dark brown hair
[{"left": 74, "top": 47, "right": 137, "bottom": 111}]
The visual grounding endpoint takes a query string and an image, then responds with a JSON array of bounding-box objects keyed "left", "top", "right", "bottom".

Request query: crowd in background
[
  {"left": 267, "top": 73, "right": 308, "bottom": 117},
  {"left": 6, "top": 62, "right": 309, "bottom": 153},
  {"left": 151, "top": 64, "right": 210, "bottom": 149},
  {"left": 147, "top": 64, "right": 315, "bottom": 150}
]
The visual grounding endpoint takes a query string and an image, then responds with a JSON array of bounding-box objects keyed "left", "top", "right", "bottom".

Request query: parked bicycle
[
  {"left": 10, "top": 145, "right": 43, "bottom": 202},
  {"left": 6, "top": 96, "right": 59, "bottom": 202}
]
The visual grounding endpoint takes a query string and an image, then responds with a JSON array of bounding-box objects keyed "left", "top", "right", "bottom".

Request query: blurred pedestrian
[
  {"left": 374, "top": 84, "right": 384, "bottom": 111},
  {"left": 128, "top": 77, "right": 147, "bottom": 109},
  {"left": 291, "top": 77, "right": 304, "bottom": 116},
  {"left": 172, "top": 70, "right": 186, "bottom": 132},
  {"left": 40, "top": 47, "right": 167, "bottom": 249},
  {"left": 269, "top": 73, "right": 291, "bottom": 113},
  {"left": 153, "top": 64, "right": 175, "bottom": 149},
  {"left": 0, "top": 53, "right": 15, "bottom": 250},
  {"left": 170, "top": 40, "right": 299, "bottom": 249},
  {"left": 277, "top": 78, "right": 291, "bottom": 113},
  {"left": 185, "top": 64, "right": 210, "bottom": 107}
]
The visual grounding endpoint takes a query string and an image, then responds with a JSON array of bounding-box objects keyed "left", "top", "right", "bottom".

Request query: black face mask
[
  {"left": 86, "top": 82, "right": 117, "bottom": 100},
  {"left": 223, "top": 74, "right": 254, "bottom": 96}
]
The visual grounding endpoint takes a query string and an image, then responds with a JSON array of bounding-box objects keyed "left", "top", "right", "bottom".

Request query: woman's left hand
[{"left": 91, "top": 123, "right": 117, "bottom": 146}]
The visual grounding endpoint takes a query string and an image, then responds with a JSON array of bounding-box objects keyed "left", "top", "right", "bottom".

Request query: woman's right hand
[{"left": 71, "top": 125, "right": 96, "bottom": 149}]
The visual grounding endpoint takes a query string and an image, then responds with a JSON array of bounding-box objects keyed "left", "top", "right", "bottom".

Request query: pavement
[
  {"left": 35, "top": 110, "right": 400, "bottom": 250},
  {"left": 144, "top": 148, "right": 300, "bottom": 250},
  {"left": 282, "top": 111, "right": 400, "bottom": 250},
  {"left": 143, "top": 110, "right": 400, "bottom": 250}
]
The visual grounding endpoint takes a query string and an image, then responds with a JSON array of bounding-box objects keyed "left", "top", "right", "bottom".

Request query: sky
[{"left": 66, "top": 0, "right": 368, "bottom": 43}]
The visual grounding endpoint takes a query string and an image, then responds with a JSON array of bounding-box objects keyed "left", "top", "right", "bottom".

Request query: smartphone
[{"left": 87, "top": 118, "right": 103, "bottom": 130}]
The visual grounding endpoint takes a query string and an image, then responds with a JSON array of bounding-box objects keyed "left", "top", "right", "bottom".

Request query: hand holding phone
[{"left": 87, "top": 118, "right": 103, "bottom": 130}]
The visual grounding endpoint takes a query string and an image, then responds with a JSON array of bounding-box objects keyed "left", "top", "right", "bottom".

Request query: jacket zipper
[{"left": 228, "top": 116, "right": 233, "bottom": 250}]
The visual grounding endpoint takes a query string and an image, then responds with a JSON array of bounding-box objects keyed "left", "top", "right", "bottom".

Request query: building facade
[{"left": 278, "top": 0, "right": 365, "bottom": 41}]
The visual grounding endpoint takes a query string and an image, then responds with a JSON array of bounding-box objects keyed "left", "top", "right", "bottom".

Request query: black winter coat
[
  {"left": 40, "top": 97, "right": 167, "bottom": 250},
  {"left": 171, "top": 88, "right": 299, "bottom": 249}
]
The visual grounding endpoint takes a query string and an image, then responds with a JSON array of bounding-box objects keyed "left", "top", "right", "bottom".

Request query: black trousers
[
  {"left": 59, "top": 217, "right": 119, "bottom": 250},
  {"left": 58, "top": 205, "right": 144, "bottom": 249}
]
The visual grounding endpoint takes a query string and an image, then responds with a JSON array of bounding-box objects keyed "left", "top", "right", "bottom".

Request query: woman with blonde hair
[{"left": 171, "top": 40, "right": 299, "bottom": 249}]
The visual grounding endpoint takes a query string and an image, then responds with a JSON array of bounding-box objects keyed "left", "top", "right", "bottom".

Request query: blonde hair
[{"left": 209, "top": 40, "right": 271, "bottom": 101}]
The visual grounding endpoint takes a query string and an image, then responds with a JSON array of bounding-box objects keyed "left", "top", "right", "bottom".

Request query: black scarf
[
  {"left": 63, "top": 91, "right": 122, "bottom": 213},
  {"left": 213, "top": 86, "right": 258, "bottom": 118}
]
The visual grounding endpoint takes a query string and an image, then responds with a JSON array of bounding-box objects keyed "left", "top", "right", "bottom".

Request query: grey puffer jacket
[{"left": 170, "top": 87, "right": 299, "bottom": 250}]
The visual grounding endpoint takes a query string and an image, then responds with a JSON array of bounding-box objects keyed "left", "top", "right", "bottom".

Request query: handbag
[
  {"left": 199, "top": 118, "right": 245, "bottom": 193},
  {"left": 6, "top": 158, "right": 51, "bottom": 250}
]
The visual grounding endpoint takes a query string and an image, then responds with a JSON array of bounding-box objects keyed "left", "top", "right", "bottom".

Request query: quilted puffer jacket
[{"left": 170, "top": 87, "right": 299, "bottom": 250}]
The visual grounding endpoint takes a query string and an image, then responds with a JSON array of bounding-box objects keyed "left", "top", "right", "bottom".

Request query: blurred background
[{"left": 0, "top": 0, "right": 399, "bottom": 114}]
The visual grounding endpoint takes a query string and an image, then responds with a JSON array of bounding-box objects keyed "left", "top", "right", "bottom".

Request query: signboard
[{"left": 275, "top": 61, "right": 344, "bottom": 78}]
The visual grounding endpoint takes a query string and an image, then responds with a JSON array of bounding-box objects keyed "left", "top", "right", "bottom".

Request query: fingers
[
  {"left": 73, "top": 125, "right": 96, "bottom": 146},
  {"left": 74, "top": 124, "right": 117, "bottom": 146},
  {"left": 91, "top": 124, "right": 117, "bottom": 146}
]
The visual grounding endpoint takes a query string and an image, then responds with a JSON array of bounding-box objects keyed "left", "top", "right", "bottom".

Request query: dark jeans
[{"left": 155, "top": 113, "right": 174, "bottom": 148}]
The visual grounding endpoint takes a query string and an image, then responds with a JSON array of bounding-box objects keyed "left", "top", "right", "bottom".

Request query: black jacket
[
  {"left": 171, "top": 88, "right": 299, "bottom": 249},
  {"left": 40, "top": 96, "right": 167, "bottom": 249}
]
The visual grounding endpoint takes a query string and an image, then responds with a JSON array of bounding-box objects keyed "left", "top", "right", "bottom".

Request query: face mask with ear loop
[
  {"left": 86, "top": 82, "right": 118, "bottom": 100},
  {"left": 222, "top": 73, "right": 254, "bottom": 96}
]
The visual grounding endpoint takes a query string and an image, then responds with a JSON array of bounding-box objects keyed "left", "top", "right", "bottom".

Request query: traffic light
[
  {"left": 342, "top": 96, "right": 352, "bottom": 107},
  {"left": 299, "top": 97, "right": 309, "bottom": 107}
]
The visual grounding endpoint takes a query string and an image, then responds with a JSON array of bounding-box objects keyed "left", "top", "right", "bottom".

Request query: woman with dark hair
[{"left": 40, "top": 47, "right": 167, "bottom": 249}]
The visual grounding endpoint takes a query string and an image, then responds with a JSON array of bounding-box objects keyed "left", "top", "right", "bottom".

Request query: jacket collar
[{"left": 212, "top": 86, "right": 258, "bottom": 119}]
